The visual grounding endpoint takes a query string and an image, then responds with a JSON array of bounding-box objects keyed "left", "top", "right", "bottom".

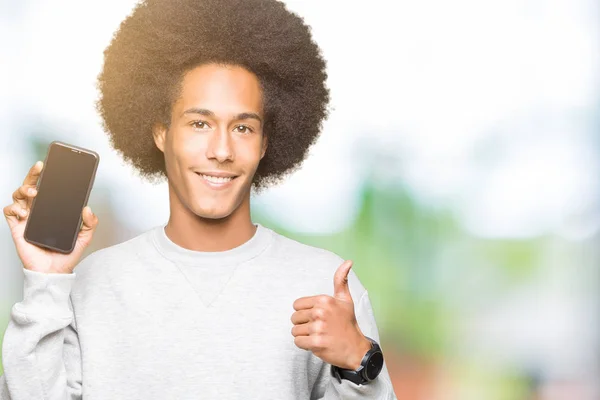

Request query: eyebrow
[{"left": 182, "top": 107, "right": 263, "bottom": 125}]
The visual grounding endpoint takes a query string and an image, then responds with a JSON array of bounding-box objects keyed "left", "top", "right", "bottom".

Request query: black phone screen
[{"left": 24, "top": 142, "right": 99, "bottom": 253}]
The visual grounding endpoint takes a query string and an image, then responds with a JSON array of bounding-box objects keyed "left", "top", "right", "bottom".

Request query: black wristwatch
[{"left": 331, "top": 336, "right": 384, "bottom": 385}]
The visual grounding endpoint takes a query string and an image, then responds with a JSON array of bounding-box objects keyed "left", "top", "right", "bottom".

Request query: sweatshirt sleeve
[
  {"left": 311, "top": 291, "right": 398, "bottom": 400},
  {"left": 0, "top": 267, "right": 83, "bottom": 400}
]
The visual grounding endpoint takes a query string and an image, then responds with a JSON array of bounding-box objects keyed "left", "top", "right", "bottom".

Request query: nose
[{"left": 205, "top": 127, "right": 234, "bottom": 163}]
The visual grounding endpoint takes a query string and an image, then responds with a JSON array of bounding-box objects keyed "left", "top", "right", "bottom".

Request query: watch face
[{"left": 365, "top": 351, "right": 384, "bottom": 380}]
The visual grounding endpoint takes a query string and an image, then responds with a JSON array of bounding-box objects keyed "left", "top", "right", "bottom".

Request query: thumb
[
  {"left": 333, "top": 260, "right": 353, "bottom": 302},
  {"left": 75, "top": 206, "right": 98, "bottom": 250}
]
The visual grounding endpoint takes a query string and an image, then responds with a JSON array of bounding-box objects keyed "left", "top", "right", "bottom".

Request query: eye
[
  {"left": 235, "top": 125, "right": 254, "bottom": 134},
  {"left": 190, "top": 120, "right": 210, "bottom": 129}
]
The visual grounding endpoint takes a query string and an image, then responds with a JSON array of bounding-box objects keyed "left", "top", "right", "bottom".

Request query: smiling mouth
[{"left": 195, "top": 172, "right": 238, "bottom": 186}]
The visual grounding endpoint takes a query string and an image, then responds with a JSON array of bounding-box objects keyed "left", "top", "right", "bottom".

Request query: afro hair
[{"left": 96, "top": 0, "right": 330, "bottom": 193}]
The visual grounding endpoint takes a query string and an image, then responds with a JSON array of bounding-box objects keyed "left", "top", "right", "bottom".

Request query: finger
[
  {"left": 11, "top": 185, "right": 37, "bottom": 209},
  {"left": 333, "top": 260, "right": 353, "bottom": 302},
  {"left": 72, "top": 207, "right": 98, "bottom": 254},
  {"left": 293, "top": 336, "right": 312, "bottom": 351},
  {"left": 80, "top": 206, "right": 98, "bottom": 232},
  {"left": 290, "top": 309, "right": 312, "bottom": 325},
  {"left": 3, "top": 203, "right": 28, "bottom": 230},
  {"left": 291, "top": 322, "right": 311, "bottom": 337},
  {"left": 293, "top": 295, "right": 320, "bottom": 311},
  {"left": 22, "top": 161, "right": 43, "bottom": 187}
]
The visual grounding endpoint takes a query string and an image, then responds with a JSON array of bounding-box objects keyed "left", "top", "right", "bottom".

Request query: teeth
[{"left": 201, "top": 174, "right": 233, "bottom": 184}]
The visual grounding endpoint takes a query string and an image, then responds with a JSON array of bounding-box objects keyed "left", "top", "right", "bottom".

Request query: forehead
[{"left": 175, "top": 63, "right": 263, "bottom": 116}]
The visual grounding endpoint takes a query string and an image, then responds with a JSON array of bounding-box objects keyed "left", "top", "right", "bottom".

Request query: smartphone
[{"left": 24, "top": 141, "right": 100, "bottom": 254}]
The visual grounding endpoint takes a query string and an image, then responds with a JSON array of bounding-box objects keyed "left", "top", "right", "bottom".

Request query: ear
[
  {"left": 260, "top": 133, "right": 268, "bottom": 160},
  {"left": 153, "top": 122, "right": 167, "bottom": 153}
]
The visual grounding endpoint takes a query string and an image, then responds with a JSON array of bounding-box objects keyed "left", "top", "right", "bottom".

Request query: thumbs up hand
[{"left": 291, "top": 260, "right": 372, "bottom": 370}]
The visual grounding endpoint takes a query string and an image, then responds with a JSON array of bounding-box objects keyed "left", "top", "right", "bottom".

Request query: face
[{"left": 153, "top": 63, "right": 268, "bottom": 220}]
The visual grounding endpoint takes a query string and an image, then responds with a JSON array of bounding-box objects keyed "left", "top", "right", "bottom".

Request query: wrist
[
  {"left": 333, "top": 336, "right": 385, "bottom": 385},
  {"left": 347, "top": 335, "right": 373, "bottom": 370}
]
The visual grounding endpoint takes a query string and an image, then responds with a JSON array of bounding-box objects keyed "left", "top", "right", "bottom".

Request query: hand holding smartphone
[{"left": 3, "top": 141, "right": 100, "bottom": 274}]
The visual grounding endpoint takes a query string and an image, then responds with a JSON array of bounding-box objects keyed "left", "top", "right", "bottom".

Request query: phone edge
[{"left": 23, "top": 141, "right": 101, "bottom": 254}]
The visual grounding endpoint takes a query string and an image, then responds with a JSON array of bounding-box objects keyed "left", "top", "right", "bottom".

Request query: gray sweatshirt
[{"left": 1, "top": 222, "right": 397, "bottom": 399}]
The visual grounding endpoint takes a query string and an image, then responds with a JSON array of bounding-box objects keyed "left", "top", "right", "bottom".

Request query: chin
[
  {"left": 194, "top": 208, "right": 233, "bottom": 220},
  {"left": 190, "top": 202, "right": 235, "bottom": 220},
  {"left": 182, "top": 178, "right": 248, "bottom": 220}
]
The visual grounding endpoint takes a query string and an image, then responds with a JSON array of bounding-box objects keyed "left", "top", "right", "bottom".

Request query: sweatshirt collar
[{"left": 150, "top": 222, "right": 273, "bottom": 266}]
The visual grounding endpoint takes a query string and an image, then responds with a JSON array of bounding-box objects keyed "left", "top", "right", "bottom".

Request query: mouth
[{"left": 195, "top": 172, "right": 238, "bottom": 190}]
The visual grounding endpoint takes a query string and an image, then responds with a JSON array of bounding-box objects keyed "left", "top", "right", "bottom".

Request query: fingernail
[
  {"left": 28, "top": 188, "right": 35, "bottom": 195},
  {"left": 20, "top": 209, "right": 27, "bottom": 216}
]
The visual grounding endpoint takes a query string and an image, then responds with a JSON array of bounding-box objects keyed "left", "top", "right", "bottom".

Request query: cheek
[
  {"left": 169, "top": 132, "right": 204, "bottom": 164},
  {"left": 238, "top": 139, "right": 265, "bottom": 164}
]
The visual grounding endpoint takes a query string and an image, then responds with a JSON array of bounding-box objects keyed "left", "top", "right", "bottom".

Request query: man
[{"left": 1, "top": 0, "right": 397, "bottom": 398}]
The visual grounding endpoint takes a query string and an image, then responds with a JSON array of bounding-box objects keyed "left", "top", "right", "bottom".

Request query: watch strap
[{"left": 331, "top": 336, "right": 383, "bottom": 385}]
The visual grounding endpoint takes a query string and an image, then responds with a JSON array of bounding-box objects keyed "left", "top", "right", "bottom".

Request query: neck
[{"left": 165, "top": 187, "right": 256, "bottom": 252}]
